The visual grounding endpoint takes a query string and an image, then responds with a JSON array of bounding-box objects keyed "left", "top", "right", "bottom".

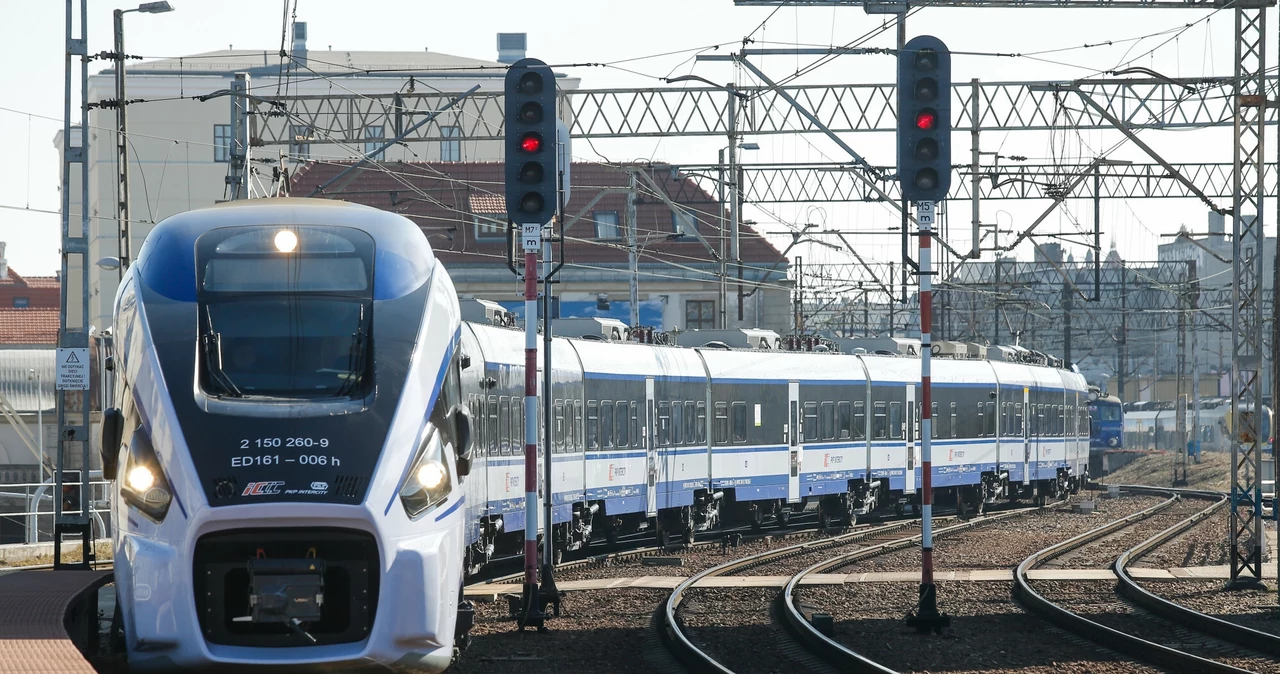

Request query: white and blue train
[{"left": 101, "top": 198, "right": 1089, "bottom": 672}]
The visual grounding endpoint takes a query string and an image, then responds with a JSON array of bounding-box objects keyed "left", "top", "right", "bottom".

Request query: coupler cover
[{"left": 247, "top": 558, "right": 326, "bottom": 623}]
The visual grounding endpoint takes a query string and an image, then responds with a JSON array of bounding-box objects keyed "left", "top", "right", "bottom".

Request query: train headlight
[
  {"left": 120, "top": 426, "right": 173, "bottom": 523},
  {"left": 399, "top": 427, "right": 452, "bottom": 519}
]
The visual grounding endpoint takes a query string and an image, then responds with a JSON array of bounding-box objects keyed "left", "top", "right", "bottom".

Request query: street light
[{"left": 113, "top": 2, "right": 175, "bottom": 279}]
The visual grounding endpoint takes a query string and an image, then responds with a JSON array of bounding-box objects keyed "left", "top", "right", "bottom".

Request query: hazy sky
[{"left": 0, "top": 0, "right": 1267, "bottom": 279}]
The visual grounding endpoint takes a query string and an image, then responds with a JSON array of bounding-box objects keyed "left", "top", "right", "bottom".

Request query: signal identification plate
[{"left": 521, "top": 223, "right": 542, "bottom": 252}]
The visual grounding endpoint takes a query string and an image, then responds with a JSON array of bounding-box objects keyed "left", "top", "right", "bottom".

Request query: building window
[
  {"left": 474, "top": 212, "right": 506, "bottom": 241},
  {"left": 686, "top": 300, "right": 714, "bottom": 330},
  {"left": 594, "top": 211, "right": 620, "bottom": 240},
  {"left": 12, "top": 297, "right": 29, "bottom": 308},
  {"left": 213, "top": 124, "right": 232, "bottom": 163},
  {"left": 363, "top": 125, "right": 385, "bottom": 160},
  {"left": 671, "top": 206, "right": 697, "bottom": 234},
  {"left": 441, "top": 125, "right": 461, "bottom": 162},
  {"left": 290, "top": 124, "right": 313, "bottom": 159}
]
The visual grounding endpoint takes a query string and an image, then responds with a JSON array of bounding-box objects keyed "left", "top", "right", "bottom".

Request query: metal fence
[{"left": 0, "top": 474, "right": 112, "bottom": 544}]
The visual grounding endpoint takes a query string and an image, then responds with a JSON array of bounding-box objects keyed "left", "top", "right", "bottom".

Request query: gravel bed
[
  {"left": 677, "top": 587, "right": 802, "bottom": 673},
  {"left": 1131, "top": 507, "right": 1242, "bottom": 569},
  {"left": 802, "top": 581, "right": 1160, "bottom": 673},
  {"left": 832, "top": 495, "right": 1168, "bottom": 574},
  {"left": 553, "top": 528, "right": 831, "bottom": 581},
  {"left": 1141, "top": 578, "right": 1280, "bottom": 637},
  {"left": 1033, "top": 579, "right": 1280, "bottom": 673},
  {"left": 450, "top": 589, "right": 668, "bottom": 673},
  {"left": 1043, "top": 498, "right": 1211, "bottom": 570}
]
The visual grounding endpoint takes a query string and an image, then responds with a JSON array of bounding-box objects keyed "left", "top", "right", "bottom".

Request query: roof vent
[{"left": 497, "top": 33, "right": 527, "bottom": 64}]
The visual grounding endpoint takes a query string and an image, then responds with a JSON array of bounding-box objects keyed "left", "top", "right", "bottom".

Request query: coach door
[
  {"left": 1022, "top": 387, "right": 1031, "bottom": 485},
  {"left": 646, "top": 377, "right": 658, "bottom": 517},
  {"left": 788, "top": 381, "right": 801, "bottom": 504},
  {"left": 904, "top": 383, "right": 917, "bottom": 495}
]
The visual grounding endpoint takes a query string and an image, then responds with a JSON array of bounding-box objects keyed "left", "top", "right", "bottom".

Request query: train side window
[
  {"left": 872, "top": 401, "right": 886, "bottom": 439},
  {"left": 837, "top": 402, "right": 852, "bottom": 440},
  {"left": 684, "top": 402, "right": 696, "bottom": 446},
  {"left": 601, "top": 401, "right": 615, "bottom": 448},
  {"left": 616, "top": 401, "right": 629, "bottom": 448},
  {"left": 696, "top": 401, "right": 707, "bottom": 444},
  {"left": 714, "top": 402, "right": 729, "bottom": 444},
  {"left": 1016, "top": 406, "right": 1024, "bottom": 436},
  {"left": 553, "top": 401, "right": 565, "bottom": 453},
  {"left": 630, "top": 401, "right": 640, "bottom": 449},
  {"left": 820, "top": 401, "right": 836, "bottom": 441},
  {"left": 658, "top": 402, "right": 671, "bottom": 446},
  {"left": 889, "top": 402, "right": 903, "bottom": 439},
  {"left": 985, "top": 402, "right": 996, "bottom": 437},
  {"left": 498, "top": 396, "right": 510, "bottom": 455},
  {"left": 803, "top": 402, "right": 819, "bottom": 442},
  {"left": 488, "top": 396, "right": 500, "bottom": 456},
  {"left": 671, "top": 401, "right": 684, "bottom": 445},
  {"left": 587, "top": 401, "right": 599, "bottom": 451},
  {"left": 976, "top": 403, "right": 985, "bottom": 437},
  {"left": 513, "top": 398, "right": 523, "bottom": 452},
  {"left": 930, "top": 402, "right": 939, "bottom": 438},
  {"left": 731, "top": 402, "right": 748, "bottom": 443}
]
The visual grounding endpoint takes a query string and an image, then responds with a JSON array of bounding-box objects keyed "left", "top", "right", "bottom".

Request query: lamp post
[
  {"left": 113, "top": 1, "right": 174, "bottom": 277},
  {"left": 27, "top": 369, "right": 43, "bottom": 479}
]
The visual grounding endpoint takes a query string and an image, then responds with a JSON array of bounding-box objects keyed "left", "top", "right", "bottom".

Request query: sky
[{"left": 0, "top": 0, "right": 1271, "bottom": 283}]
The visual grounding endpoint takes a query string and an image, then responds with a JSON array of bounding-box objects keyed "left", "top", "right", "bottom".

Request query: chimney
[
  {"left": 292, "top": 22, "right": 308, "bottom": 67},
  {"left": 497, "top": 33, "right": 527, "bottom": 64},
  {"left": 1207, "top": 211, "right": 1225, "bottom": 239}
]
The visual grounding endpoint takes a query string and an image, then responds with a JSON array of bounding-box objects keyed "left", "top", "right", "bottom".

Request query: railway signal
[
  {"left": 896, "top": 35, "right": 951, "bottom": 203},
  {"left": 504, "top": 58, "right": 558, "bottom": 227},
  {"left": 900, "top": 34, "right": 953, "bottom": 636}
]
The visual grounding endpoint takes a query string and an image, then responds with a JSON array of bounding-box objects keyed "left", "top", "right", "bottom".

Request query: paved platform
[
  {"left": 463, "top": 564, "right": 1280, "bottom": 597},
  {"left": 0, "top": 568, "right": 111, "bottom": 673}
]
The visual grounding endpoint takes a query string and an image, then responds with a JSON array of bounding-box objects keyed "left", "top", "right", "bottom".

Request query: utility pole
[
  {"left": 1190, "top": 259, "right": 1201, "bottom": 465},
  {"left": 992, "top": 257, "right": 1002, "bottom": 345},
  {"left": 112, "top": 9, "right": 131, "bottom": 272},
  {"left": 889, "top": 261, "right": 896, "bottom": 338},
  {"left": 626, "top": 172, "right": 639, "bottom": 327},
  {"left": 717, "top": 150, "right": 728, "bottom": 329},
  {"left": 1062, "top": 282, "right": 1072, "bottom": 368},
  {"left": 1093, "top": 164, "right": 1101, "bottom": 300},
  {"left": 795, "top": 256, "right": 804, "bottom": 333},
  {"left": 970, "top": 78, "right": 980, "bottom": 261},
  {"left": 727, "top": 87, "right": 742, "bottom": 326},
  {"left": 1174, "top": 263, "right": 1188, "bottom": 485},
  {"left": 1118, "top": 266, "right": 1128, "bottom": 401}
]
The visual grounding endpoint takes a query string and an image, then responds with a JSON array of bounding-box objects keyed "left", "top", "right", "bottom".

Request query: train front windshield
[
  {"left": 1094, "top": 404, "right": 1121, "bottom": 422},
  {"left": 196, "top": 226, "right": 376, "bottom": 399}
]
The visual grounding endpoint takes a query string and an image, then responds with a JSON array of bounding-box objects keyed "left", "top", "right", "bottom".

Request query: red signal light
[
  {"left": 915, "top": 110, "right": 936, "bottom": 131},
  {"left": 520, "top": 133, "right": 542, "bottom": 153}
]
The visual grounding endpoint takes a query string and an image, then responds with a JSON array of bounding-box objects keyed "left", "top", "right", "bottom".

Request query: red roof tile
[
  {"left": 289, "top": 161, "right": 787, "bottom": 269},
  {"left": 0, "top": 308, "right": 59, "bottom": 345}
]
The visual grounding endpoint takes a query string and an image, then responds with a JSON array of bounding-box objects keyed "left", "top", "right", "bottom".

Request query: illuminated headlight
[
  {"left": 121, "top": 427, "right": 173, "bottom": 523},
  {"left": 399, "top": 429, "right": 452, "bottom": 519}
]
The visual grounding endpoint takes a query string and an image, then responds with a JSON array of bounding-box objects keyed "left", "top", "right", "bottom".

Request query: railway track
[
  {"left": 1016, "top": 486, "right": 1279, "bottom": 674},
  {"left": 659, "top": 505, "right": 1039, "bottom": 673}
]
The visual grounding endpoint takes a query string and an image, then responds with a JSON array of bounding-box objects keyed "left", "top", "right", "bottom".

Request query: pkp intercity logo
[{"left": 242, "top": 481, "right": 285, "bottom": 496}]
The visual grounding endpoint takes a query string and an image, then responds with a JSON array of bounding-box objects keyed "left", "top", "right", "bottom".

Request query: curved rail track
[
  {"left": 1016, "top": 486, "right": 1278, "bottom": 674},
  {"left": 660, "top": 506, "right": 1038, "bottom": 673}
]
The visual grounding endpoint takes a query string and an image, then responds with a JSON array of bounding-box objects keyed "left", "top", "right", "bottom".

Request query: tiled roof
[
  {"left": 0, "top": 269, "right": 58, "bottom": 289},
  {"left": 0, "top": 308, "right": 59, "bottom": 346},
  {"left": 290, "top": 161, "right": 787, "bottom": 269}
]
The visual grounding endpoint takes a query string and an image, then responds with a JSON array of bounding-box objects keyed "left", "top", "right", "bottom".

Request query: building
[
  {"left": 289, "top": 161, "right": 792, "bottom": 332},
  {"left": 66, "top": 23, "right": 578, "bottom": 331},
  {"left": 0, "top": 244, "right": 59, "bottom": 310}
]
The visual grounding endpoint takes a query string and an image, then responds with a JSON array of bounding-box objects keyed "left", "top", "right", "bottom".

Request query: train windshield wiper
[
  {"left": 333, "top": 303, "right": 369, "bottom": 399},
  {"left": 203, "top": 306, "right": 244, "bottom": 398}
]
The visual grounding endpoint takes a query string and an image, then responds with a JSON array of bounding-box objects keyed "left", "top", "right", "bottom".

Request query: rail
[{"left": 1014, "top": 487, "right": 1250, "bottom": 674}]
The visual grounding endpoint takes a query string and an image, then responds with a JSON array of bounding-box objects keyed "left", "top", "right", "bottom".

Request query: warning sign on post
[{"left": 57, "top": 348, "right": 90, "bottom": 391}]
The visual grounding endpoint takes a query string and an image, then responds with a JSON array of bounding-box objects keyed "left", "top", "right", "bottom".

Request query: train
[
  {"left": 1087, "top": 390, "right": 1123, "bottom": 452},
  {"left": 1122, "top": 398, "right": 1273, "bottom": 455},
  {"left": 101, "top": 198, "right": 1090, "bottom": 672}
]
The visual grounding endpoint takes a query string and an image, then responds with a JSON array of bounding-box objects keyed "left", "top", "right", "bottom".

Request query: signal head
[
  {"left": 518, "top": 71, "right": 543, "bottom": 95},
  {"left": 915, "top": 77, "right": 937, "bottom": 103},
  {"left": 519, "top": 132, "right": 543, "bottom": 153},
  {"left": 518, "top": 161, "right": 543, "bottom": 184},
  {"left": 916, "top": 48, "right": 937, "bottom": 71},
  {"left": 519, "top": 192, "right": 545, "bottom": 214},
  {"left": 915, "top": 168, "right": 939, "bottom": 191},
  {"left": 914, "top": 138, "right": 938, "bottom": 162},
  {"left": 519, "top": 101, "right": 543, "bottom": 124},
  {"left": 915, "top": 109, "right": 937, "bottom": 131}
]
